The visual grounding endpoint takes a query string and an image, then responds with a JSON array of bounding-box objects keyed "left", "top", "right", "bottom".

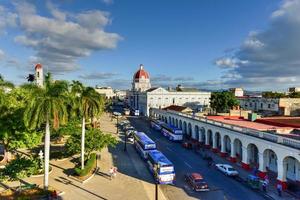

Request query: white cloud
[
  {"left": 79, "top": 72, "right": 118, "bottom": 80},
  {"left": 215, "top": 0, "right": 300, "bottom": 90},
  {"left": 0, "top": 49, "right": 5, "bottom": 60},
  {"left": 9, "top": 1, "right": 121, "bottom": 72}
]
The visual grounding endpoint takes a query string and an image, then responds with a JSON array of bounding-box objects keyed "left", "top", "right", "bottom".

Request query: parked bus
[
  {"left": 161, "top": 123, "right": 183, "bottom": 141},
  {"left": 150, "top": 119, "right": 164, "bottom": 131},
  {"left": 147, "top": 150, "right": 175, "bottom": 184},
  {"left": 133, "top": 132, "right": 156, "bottom": 159}
]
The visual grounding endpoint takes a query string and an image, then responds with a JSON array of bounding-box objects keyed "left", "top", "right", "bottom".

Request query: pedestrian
[
  {"left": 51, "top": 190, "right": 58, "bottom": 200},
  {"left": 262, "top": 181, "right": 267, "bottom": 192},
  {"left": 277, "top": 183, "right": 282, "bottom": 197},
  {"left": 113, "top": 166, "right": 118, "bottom": 178},
  {"left": 109, "top": 167, "right": 114, "bottom": 180}
]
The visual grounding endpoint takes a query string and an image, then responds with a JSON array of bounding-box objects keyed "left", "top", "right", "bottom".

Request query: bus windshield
[{"left": 134, "top": 132, "right": 156, "bottom": 150}]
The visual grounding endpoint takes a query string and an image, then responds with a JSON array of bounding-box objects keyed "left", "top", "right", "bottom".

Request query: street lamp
[
  {"left": 155, "top": 181, "right": 158, "bottom": 200},
  {"left": 124, "top": 130, "right": 127, "bottom": 152},
  {"left": 38, "top": 150, "right": 44, "bottom": 169}
]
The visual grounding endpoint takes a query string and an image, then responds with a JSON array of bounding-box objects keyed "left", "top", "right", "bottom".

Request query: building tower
[
  {"left": 35, "top": 63, "right": 44, "bottom": 87},
  {"left": 132, "top": 64, "right": 151, "bottom": 92}
]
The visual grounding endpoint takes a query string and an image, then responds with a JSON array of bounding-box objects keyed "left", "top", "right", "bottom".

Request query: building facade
[
  {"left": 35, "top": 63, "right": 44, "bottom": 87},
  {"left": 128, "top": 65, "right": 211, "bottom": 116},
  {"left": 229, "top": 88, "right": 244, "bottom": 97},
  {"left": 239, "top": 97, "right": 300, "bottom": 116},
  {"left": 150, "top": 108, "right": 300, "bottom": 189},
  {"left": 95, "top": 86, "right": 116, "bottom": 99}
]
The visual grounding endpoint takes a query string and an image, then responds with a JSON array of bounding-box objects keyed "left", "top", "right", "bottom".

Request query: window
[
  {"left": 268, "top": 104, "right": 271, "bottom": 109},
  {"left": 249, "top": 103, "right": 252, "bottom": 107},
  {"left": 261, "top": 103, "right": 263, "bottom": 108},
  {"left": 37, "top": 72, "right": 40, "bottom": 78}
]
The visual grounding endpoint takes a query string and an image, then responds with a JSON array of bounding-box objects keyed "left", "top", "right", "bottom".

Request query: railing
[{"left": 151, "top": 108, "right": 300, "bottom": 150}]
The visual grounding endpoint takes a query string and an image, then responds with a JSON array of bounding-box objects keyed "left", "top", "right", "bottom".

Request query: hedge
[{"left": 74, "top": 153, "right": 97, "bottom": 177}]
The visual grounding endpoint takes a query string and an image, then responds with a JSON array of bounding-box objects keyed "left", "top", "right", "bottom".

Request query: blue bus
[
  {"left": 147, "top": 150, "right": 175, "bottom": 184},
  {"left": 161, "top": 123, "right": 183, "bottom": 141},
  {"left": 150, "top": 119, "right": 164, "bottom": 131},
  {"left": 133, "top": 132, "right": 156, "bottom": 159}
]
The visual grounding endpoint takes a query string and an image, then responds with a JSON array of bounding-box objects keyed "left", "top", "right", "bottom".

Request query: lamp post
[
  {"left": 38, "top": 150, "right": 44, "bottom": 169},
  {"left": 124, "top": 130, "right": 127, "bottom": 152},
  {"left": 155, "top": 181, "right": 158, "bottom": 200}
]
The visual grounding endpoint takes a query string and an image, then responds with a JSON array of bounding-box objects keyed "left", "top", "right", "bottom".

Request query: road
[{"left": 128, "top": 116, "right": 265, "bottom": 200}]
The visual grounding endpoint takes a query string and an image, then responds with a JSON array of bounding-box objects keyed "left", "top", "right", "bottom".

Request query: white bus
[
  {"left": 161, "top": 123, "right": 183, "bottom": 141},
  {"left": 133, "top": 132, "right": 156, "bottom": 159}
]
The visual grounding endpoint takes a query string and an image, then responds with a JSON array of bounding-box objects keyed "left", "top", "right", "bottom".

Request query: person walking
[
  {"left": 277, "top": 183, "right": 282, "bottom": 197},
  {"left": 113, "top": 167, "right": 118, "bottom": 178},
  {"left": 262, "top": 180, "right": 267, "bottom": 192},
  {"left": 109, "top": 167, "right": 114, "bottom": 180}
]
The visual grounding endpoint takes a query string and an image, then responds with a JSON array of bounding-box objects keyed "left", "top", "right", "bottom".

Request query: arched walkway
[
  {"left": 247, "top": 143, "right": 259, "bottom": 168},
  {"left": 263, "top": 149, "right": 278, "bottom": 173},
  {"left": 169, "top": 116, "right": 172, "bottom": 124},
  {"left": 183, "top": 121, "right": 187, "bottom": 135},
  {"left": 194, "top": 125, "right": 200, "bottom": 141},
  {"left": 206, "top": 129, "right": 213, "bottom": 147},
  {"left": 200, "top": 127, "right": 205, "bottom": 143},
  {"left": 172, "top": 118, "right": 175, "bottom": 126},
  {"left": 223, "top": 135, "right": 231, "bottom": 154},
  {"left": 175, "top": 119, "right": 178, "bottom": 127},
  {"left": 282, "top": 156, "right": 300, "bottom": 181},
  {"left": 214, "top": 132, "right": 221, "bottom": 151},
  {"left": 188, "top": 123, "right": 192, "bottom": 138},
  {"left": 233, "top": 138, "right": 243, "bottom": 162},
  {"left": 179, "top": 120, "right": 182, "bottom": 130}
]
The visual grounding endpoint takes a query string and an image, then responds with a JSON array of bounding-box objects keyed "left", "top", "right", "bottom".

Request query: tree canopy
[{"left": 210, "top": 91, "right": 239, "bottom": 113}]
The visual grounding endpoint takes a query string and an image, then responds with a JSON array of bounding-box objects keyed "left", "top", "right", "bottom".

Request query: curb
[
  {"left": 68, "top": 167, "right": 99, "bottom": 184},
  {"left": 30, "top": 167, "right": 53, "bottom": 178}
]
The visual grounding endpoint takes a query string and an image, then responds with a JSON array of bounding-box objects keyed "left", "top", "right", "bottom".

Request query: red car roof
[{"left": 191, "top": 173, "right": 203, "bottom": 180}]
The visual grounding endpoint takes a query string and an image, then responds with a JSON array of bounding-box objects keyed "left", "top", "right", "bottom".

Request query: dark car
[{"left": 184, "top": 173, "right": 209, "bottom": 191}]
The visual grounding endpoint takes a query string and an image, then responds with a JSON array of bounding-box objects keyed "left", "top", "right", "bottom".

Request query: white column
[
  {"left": 221, "top": 137, "right": 226, "bottom": 153},
  {"left": 205, "top": 132, "right": 210, "bottom": 145},
  {"left": 258, "top": 152, "right": 266, "bottom": 172},
  {"left": 212, "top": 132, "right": 217, "bottom": 149},
  {"left": 242, "top": 146, "right": 248, "bottom": 164},
  {"left": 230, "top": 141, "right": 236, "bottom": 158},
  {"left": 277, "top": 158, "right": 287, "bottom": 181}
]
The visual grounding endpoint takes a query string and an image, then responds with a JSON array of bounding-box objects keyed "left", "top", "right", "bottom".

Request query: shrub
[
  {"left": 74, "top": 153, "right": 96, "bottom": 177},
  {"left": 0, "top": 154, "right": 41, "bottom": 181}
]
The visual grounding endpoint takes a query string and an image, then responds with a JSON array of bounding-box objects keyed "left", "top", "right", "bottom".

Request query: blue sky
[{"left": 1, "top": 0, "right": 300, "bottom": 91}]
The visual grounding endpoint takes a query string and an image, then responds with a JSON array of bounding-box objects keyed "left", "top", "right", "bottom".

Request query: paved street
[{"left": 128, "top": 116, "right": 266, "bottom": 200}]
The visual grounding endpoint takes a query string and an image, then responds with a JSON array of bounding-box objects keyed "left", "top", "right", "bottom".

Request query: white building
[
  {"left": 128, "top": 65, "right": 211, "bottom": 116},
  {"left": 239, "top": 97, "right": 300, "bottom": 116},
  {"left": 229, "top": 88, "right": 244, "bottom": 97},
  {"left": 150, "top": 108, "right": 300, "bottom": 189},
  {"left": 35, "top": 63, "right": 44, "bottom": 87},
  {"left": 95, "top": 86, "right": 116, "bottom": 99}
]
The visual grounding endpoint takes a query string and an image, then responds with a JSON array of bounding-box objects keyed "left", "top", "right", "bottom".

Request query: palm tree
[
  {"left": 71, "top": 81, "right": 103, "bottom": 169},
  {"left": 23, "top": 73, "right": 68, "bottom": 190}
]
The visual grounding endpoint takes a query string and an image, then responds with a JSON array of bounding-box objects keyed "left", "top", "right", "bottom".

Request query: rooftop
[
  {"left": 163, "top": 105, "right": 189, "bottom": 112},
  {"left": 206, "top": 116, "right": 291, "bottom": 131},
  {"left": 256, "top": 117, "right": 300, "bottom": 128}
]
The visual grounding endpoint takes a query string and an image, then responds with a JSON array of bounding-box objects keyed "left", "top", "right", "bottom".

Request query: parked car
[
  {"left": 126, "top": 130, "right": 135, "bottom": 143},
  {"left": 184, "top": 173, "right": 209, "bottom": 191},
  {"left": 215, "top": 164, "right": 239, "bottom": 176}
]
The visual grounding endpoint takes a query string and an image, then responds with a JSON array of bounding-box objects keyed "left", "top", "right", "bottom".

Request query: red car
[{"left": 184, "top": 173, "right": 209, "bottom": 191}]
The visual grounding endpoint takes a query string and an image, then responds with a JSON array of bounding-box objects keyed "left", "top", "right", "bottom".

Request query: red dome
[
  {"left": 35, "top": 63, "right": 42, "bottom": 70},
  {"left": 134, "top": 64, "right": 149, "bottom": 79}
]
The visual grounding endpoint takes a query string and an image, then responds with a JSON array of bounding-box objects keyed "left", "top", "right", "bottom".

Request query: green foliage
[
  {"left": 0, "top": 155, "right": 41, "bottom": 181},
  {"left": 74, "top": 153, "right": 96, "bottom": 177},
  {"left": 288, "top": 92, "right": 300, "bottom": 98},
  {"left": 262, "top": 91, "right": 287, "bottom": 98},
  {"left": 210, "top": 91, "right": 239, "bottom": 113},
  {"left": 66, "top": 128, "right": 118, "bottom": 158},
  {"left": 0, "top": 87, "right": 42, "bottom": 151}
]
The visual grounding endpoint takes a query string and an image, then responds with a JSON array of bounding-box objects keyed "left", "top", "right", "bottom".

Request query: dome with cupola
[{"left": 132, "top": 64, "right": 151, "bottom": 92}]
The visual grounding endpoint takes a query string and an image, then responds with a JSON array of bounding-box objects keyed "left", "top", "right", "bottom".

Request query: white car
[{"left": 215, "top": 164, "right": 239, "bottom": 176}]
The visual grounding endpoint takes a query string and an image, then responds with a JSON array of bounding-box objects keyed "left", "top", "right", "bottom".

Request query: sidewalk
[
  {"left": 201, "top": 147, "right": 297, "bottom": 200},
  {"left": 1, "top": 113, "right": 168, "bottom": 200}
]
